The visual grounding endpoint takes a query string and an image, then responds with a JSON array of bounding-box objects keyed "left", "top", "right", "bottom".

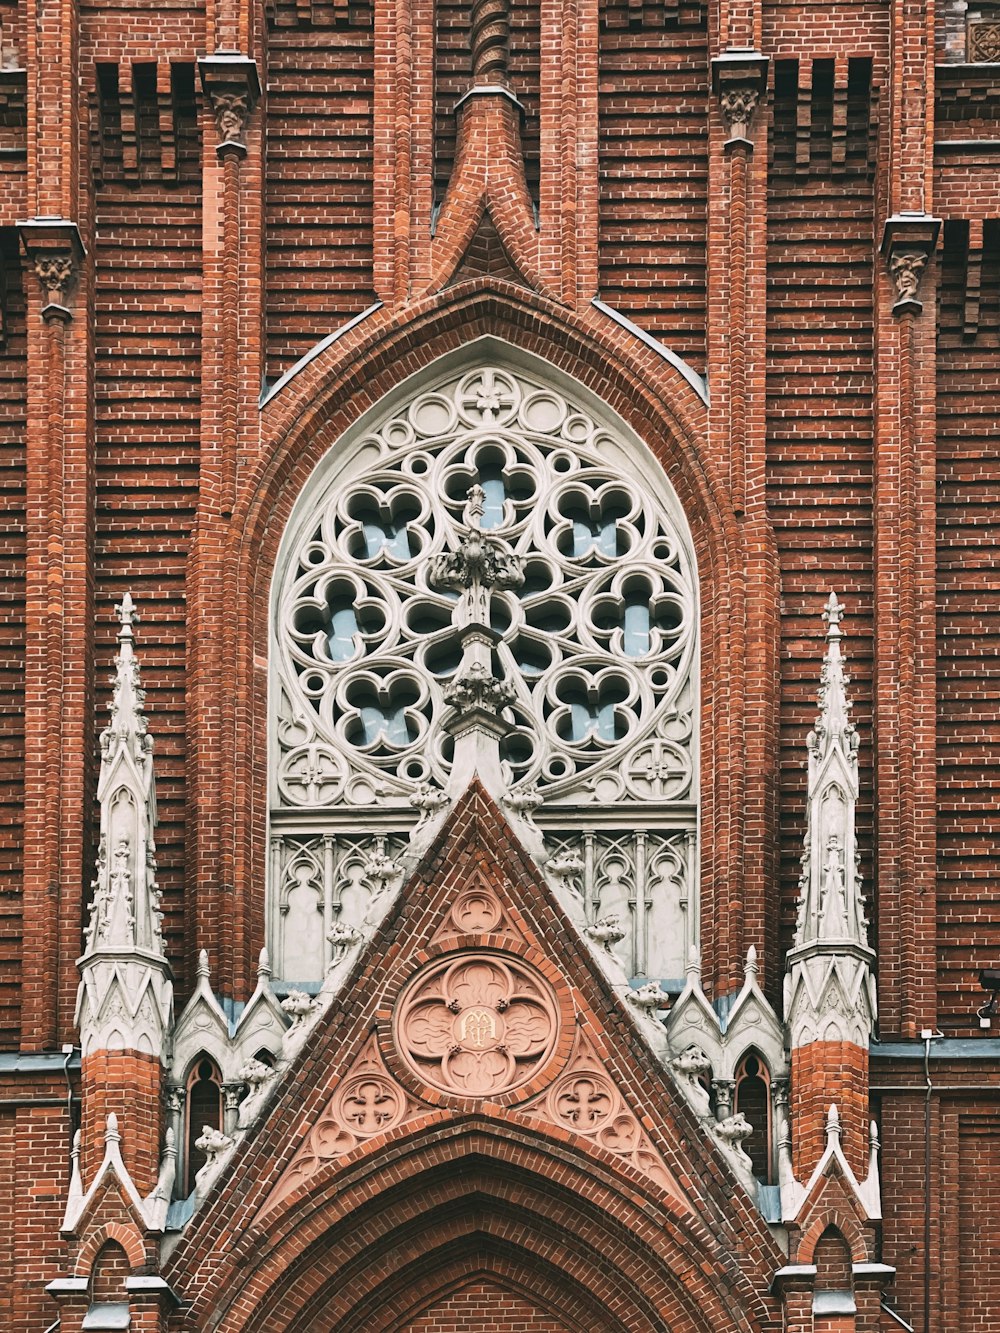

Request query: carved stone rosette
[{"left": 392, "top": 951, "right": 561, "bottom": 1100}]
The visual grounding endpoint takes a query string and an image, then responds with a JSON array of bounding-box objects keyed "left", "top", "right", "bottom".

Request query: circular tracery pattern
[
  {"left": 273, "top": 364, "right": 697, "bottom": 810},
  {"left": 394, "top": 953, "right": 560, "bottom": 1098}
]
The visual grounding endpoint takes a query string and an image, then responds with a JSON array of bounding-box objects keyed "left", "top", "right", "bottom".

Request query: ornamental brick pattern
[{"left": 0, "top": 0, "right": 995, "bottom": 1326}]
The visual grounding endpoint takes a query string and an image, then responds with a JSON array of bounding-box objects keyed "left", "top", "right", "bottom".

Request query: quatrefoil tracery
[{"left": 274, "top": 366, "right": 697, "bottom": 810}]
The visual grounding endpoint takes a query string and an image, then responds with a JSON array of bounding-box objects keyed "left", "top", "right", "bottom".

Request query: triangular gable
[{"left": 165, "top": 783, "right": 783, "bottom": 1313}]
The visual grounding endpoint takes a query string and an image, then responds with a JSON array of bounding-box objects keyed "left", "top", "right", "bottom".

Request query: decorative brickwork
[{"left": 0, "top": 0, "right": 996, "bottom": 1327}]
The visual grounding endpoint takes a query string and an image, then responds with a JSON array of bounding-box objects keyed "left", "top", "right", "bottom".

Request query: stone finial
[
  {"left": 825, "top": 1103, "right": 842, "bottom": 1146},
  {"left": 76, "top": 596, "right": 173, "bottom": 1063},
  {"left": 83, "top": 596, "right": 162, "bottom": 956},
  {"left": 429, "top": 485, "right": 524, "bottom": 628},
  {"left": 785, "top": 597, "right": 876, "bottom": 1052},
  {"left": 792, "top": 595, "right": 865, "bottom": 952}
]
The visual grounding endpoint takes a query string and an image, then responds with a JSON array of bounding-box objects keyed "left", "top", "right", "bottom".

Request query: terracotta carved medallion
[{"left": 394, "top": 952, "right": 560, "bottom": 1098}]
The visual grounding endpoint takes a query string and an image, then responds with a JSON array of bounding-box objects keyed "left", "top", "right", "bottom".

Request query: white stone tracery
[{"left": 269, "top": 352, "right": 700, "bottom": 984}]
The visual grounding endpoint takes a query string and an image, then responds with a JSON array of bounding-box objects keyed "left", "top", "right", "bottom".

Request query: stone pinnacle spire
[
  {"left": 785, "top": 595, "right": 875, "bottom": 1048},
  {"left": 75, "top": 595, "right": 172, "bottom": 1060}
]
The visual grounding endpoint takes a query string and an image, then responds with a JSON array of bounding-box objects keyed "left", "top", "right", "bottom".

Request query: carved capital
[
  {"left": 198, "top": 56, "right": 261, "bottom": 156},
  {"left": 712, "top": 53, "right": 769, "bottom": 146},
  {"left": 212, "top": 89, "right": 254, "bottom": 149},
  {"left": 33, "top": 253, "right": 76, "bottom": 313},
  {"left": 18, "top": 219, "right": 85, "bottom": 321},
  {"left": 888, "top": 250, "right": 928, "bottom": 309},
  {"left": 719, "top": 85, "right": 761, "bottom": 141},
  {"left": 880, "top": 213, "right": 941, "bottom": 314}
]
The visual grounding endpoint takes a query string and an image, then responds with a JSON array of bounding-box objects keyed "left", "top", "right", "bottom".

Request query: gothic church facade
[{"left": 0, "top": 0, "right": 998, "bottom": 1325}]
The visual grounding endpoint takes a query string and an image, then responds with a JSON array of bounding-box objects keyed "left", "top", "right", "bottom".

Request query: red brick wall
[
  {"left": 879, "top": 1087, "right": 1000, "bottom": 1333},
  {"left": 766, "top": 52, "right": 878, "bottom": 964},
  {"left": 597, "top": 5, "right": 708, "bottom": 374},
  {"left": 81, "top": 1049, "right": 162, "bottom": 1192},
  {"left": 91, "top": 117, "right": 201, "bottom": 985},
  {"left": 0, "top": 229, "right": 26, "bottom": 1047},
  {"left": 402, "top": 1282, "right": 571, "bottom": 1332},
  {"left": 264, "top": 8, "right": 377, "bottom": 380},
  {"left": 935, "top": 219, "right": 1000, "bottom": 1032},
  {"left": 791, "top": 1040, "right": 869, "bottom": 1178},
  {"left": 0, "top": 0, "right": 997, "bottom": 1327}
]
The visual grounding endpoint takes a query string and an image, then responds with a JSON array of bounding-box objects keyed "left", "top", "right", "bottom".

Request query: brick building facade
[{"left": 0, "top": 0, "right": 998, "bottom": 1323}]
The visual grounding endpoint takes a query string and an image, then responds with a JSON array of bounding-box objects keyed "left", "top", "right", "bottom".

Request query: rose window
[
  {"left": 269, "top": 358, "right": 700, "bottom": 990},
  {"left": 393, "top": 952, "right": 560, "bottom": 1098},
  {"left": 272, "top": 362, "right": 697, "bottom": 813}
]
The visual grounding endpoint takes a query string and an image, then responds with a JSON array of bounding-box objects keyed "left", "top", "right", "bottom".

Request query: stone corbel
[
  {"left": 711, "top": 52, "right": 769, "bottom": 148},
  {"left": 198, "top": 54, "right": 261, "bottom": 157},
  {"left": 880, "top": 212, "right": 941, "bottom": 315},
  {"left": 18, "top": 218, "right": 85, "bottom": 321}
]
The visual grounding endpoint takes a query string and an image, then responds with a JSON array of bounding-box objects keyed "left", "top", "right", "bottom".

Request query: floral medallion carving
[
  {"left": 332, "top": 1072, "right": 406, "bottom": 1137},
  {"left": 393, "top": 951, "right": 560, "bottom": 1099},
  {"left": 430, "top": 876, "right": 513, "bottom": 946},
  {"left": 264, "top": 1038, "right": 418, "bottom": 1212},
  {"left": 525, "top": 1034, "right": 684, "bottom": 1202}
]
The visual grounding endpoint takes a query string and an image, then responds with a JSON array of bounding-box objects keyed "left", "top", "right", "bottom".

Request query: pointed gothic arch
[
  {"left": 266, "top": 339, "right": 702, "bottom": 988},
  {"left": 195, "top": 1120, "right": 771, "bottom": 1333},
  {"left": 208, "top": 281, "right": 773, "bottom": 1008}
]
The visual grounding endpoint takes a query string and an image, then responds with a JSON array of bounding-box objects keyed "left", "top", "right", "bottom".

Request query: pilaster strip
[
  {"left": 18, "top": 53, "right": 92, "bottom": 1046},
  {"left": 706, "top": 51, "right": 777, "bottom": 996},
  {"left": 189, "top": 55, "right": 262, "bottom": 998}
]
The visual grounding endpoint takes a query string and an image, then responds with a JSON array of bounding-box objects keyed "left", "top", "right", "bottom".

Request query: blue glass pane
[
  {"left": 569, "top": 699, "right": 617, "bottom": 743},
  {"left": 480, "top": 475, "right": 506, "bottom": 530},
  {"left": 363, "top": 520, "right": 411, "bottom": 559},
  {"left": 622, "top": 597, "right": 651, "bottom": 658},
  {"left": 328, "top": 606, "right": 361, "bottom": 662},
  {"left": 360, "top": 702, "right": 412, "bottom": 746},
  {"left": 572, "top": 518, "right": 617, "bottom": 558}
]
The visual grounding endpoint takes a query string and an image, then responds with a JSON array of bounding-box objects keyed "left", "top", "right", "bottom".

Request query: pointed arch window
[
  {"left": 184, "top": 1056, "right": 224, "bottom": 1195},
  {"left": 269, "top": 350, "right": 699, "bottom": 988},
  {"left": 734, "top": 1052, "right": 773, "bottom": 1183}
]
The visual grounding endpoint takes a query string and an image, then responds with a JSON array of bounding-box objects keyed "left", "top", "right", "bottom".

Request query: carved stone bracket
[
  {"left": 880, "top": 213, "right": 941, "bottom": 315},
  {"left": 711, "top": 52, "right": 769, "bottom": 147},
  {"left": 18, "top": 218, "right": 85, "bottom": 321},
  {"left": 198, "top": 55, "right": 261, "bottom": 156}
]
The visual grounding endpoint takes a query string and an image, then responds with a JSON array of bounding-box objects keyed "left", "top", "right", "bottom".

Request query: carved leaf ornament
[{"left": 272, "top": 364, "right": 697, "bottom": 812}]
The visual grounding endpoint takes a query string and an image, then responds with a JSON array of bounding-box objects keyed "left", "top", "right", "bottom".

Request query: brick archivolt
[{"left": 234, "top": 295, "right": 750, "bottom": 998}]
